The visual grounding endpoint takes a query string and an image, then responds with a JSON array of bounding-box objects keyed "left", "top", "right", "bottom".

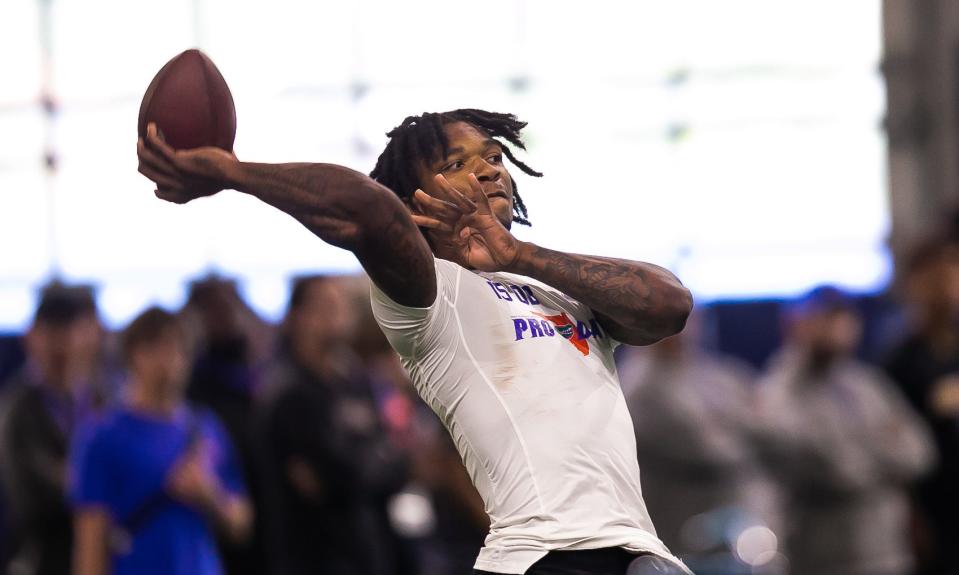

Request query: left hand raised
[
  {"left": 411, "top": 173, "right": 522, "bottom": 272},
  {"left": 166, "top": 442, "right": 222, "bottom": 511}
]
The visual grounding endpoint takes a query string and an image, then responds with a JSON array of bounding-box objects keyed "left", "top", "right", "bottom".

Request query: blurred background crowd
[
  {"left": 5, "top": 0, "right": 959, "bottom": 574},
  {"left": 5, "top": 228, "right": 959, "bottom": 575}
]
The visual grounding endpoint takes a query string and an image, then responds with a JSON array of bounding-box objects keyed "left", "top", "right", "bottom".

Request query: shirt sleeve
[
  {"left": 69, "top": 421, "right": 114, "bottom": 509},
  {"left": 369, "top": 257, "right": 458, "bottom": 359}
]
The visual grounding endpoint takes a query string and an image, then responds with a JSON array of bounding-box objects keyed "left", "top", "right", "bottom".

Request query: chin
[{"left": 491, "top": 203, "right": 513, "bottom": 229}]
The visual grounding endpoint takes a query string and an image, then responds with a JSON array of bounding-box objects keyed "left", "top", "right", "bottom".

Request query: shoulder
[
  {"left": 2, "top": 378, "right": 41, "bottom": 412},
  {"left": 0, "top": 382, "right": 49, "bottom": 437},
  {"left": 72, "top": 410, "right": 125, "bottom": 461},
  {"left": 433, "top": 257, "right": 461, "bottom": 275},
  {"left": 840, "top": 360, "right": 902, "bottom": 396},
  {"left": 371, "top": 257, "right": 462, "bottom": 306},
  {"left": 369, "top": 257, "right": 464, "bottom": 357},
  {"left": 78, "top": 409, "right": 125, "bottom": 441}
]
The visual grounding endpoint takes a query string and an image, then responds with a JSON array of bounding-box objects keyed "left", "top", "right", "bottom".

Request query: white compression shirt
[{"left": 371, "top": 257, "right": 689, "bottom": 575}]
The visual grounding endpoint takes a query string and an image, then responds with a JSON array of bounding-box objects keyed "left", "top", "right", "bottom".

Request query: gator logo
[
  {"left": 532, "top": 312, "right": 590, "bottom": 356},
  {"left": 555, "top": 324, "right": 574, "bottom": 339}
]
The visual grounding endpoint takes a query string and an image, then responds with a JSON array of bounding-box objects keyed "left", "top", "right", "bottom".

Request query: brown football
[{"left": 137, "top": 49, "right": 236, "bottom": 151}]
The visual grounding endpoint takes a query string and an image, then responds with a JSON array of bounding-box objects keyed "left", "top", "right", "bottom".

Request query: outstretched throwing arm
[{"left": 136, "top": 123, "right": 436, "bottom": 308}]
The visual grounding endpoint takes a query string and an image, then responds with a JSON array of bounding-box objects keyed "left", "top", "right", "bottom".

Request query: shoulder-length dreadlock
[{"left": 369, "top": 109, "right": 542, "bottom": 226}]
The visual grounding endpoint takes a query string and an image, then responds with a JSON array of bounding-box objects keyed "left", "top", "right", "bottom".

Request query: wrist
[
  {"left": 505, "top": 241, "right": 537, "bottom": 275},
  {"left": 222, "top": 159, "right": 248, "bottom": 190}
]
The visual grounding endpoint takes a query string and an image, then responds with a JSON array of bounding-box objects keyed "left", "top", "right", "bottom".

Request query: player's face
[{"left": 418, "top": 122, "right": 515, "bottom": 229}]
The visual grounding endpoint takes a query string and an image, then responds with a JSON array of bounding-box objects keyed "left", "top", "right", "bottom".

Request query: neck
[
  {"left": 802, "top": 347, "right": 841, "bottom": 377},
  {"left": 125, "top": 378, "right": 180, "bottom": 417}
]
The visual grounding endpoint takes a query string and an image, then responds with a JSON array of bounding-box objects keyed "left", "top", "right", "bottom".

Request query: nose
[{"left": 475, "top": 159, "right": 501, "bottom": 183}]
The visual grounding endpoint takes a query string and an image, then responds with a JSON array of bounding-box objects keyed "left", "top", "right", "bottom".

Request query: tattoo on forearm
[{"left": 514, "top": 243, "right": 690, "bottom": 342}]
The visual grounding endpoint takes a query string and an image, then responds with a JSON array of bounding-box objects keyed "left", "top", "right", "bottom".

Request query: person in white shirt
[{"left": 136, "top": 109, "right": 694, "bottom": 575}]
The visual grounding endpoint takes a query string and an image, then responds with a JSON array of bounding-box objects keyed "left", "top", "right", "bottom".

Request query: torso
[{"left": 372, "top": 258, "right": 684, "bottom": 574}]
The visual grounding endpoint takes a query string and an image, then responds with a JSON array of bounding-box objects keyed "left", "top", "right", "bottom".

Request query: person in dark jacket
[
  {"left": 0, "top": 283, "right": 109, "bottom": 575},
  {"left": 256, "top": 275, "right": 410, "bottom": 575},
  {"left": 885, "top": 239, "right": 959, "bottom": 574}
]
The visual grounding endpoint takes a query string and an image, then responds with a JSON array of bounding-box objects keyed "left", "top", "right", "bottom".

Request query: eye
[
  {"left": 441, "top": 160, "right": 465, "bottom": 172},
  {"left": 487, "top": 153, "right": 503, "bottom": 164}
]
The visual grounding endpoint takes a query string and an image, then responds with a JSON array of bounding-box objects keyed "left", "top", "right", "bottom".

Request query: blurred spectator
[
  {"left": 350, "top": 278, "right": 488, "bottom": 575},
  {"left": 0, "top": 282, "right": 109, "bottom": 575},
  {"left": 759, "top": 286, "right": 934, "bottom": 575},
  {"left": 70, "top": 307, "right": 251, "bottom": 575},
  {"left": 406, "top": 431, "right": 490, "bottom": 575},
  {"left": 182, "top": 276, "right": 272, "bottom": 575},
  {"left": 618, "top": 314, "right": 778, "bottom": 574},
  {"left": 885, "top": 239, "right": 959, "bottom": 574},
  {"left": 255, "top": 275, "right": 410, "bottom": 575},
  {"left": 183, "top": 276, "right": 273, "bottom": 421}
]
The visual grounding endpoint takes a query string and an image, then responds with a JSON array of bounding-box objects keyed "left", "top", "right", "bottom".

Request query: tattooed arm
[
  {"left": 228, "top": 161, "right": 436, "bottom": 306},
  {"left": 136, "top": 124, "right": 435, "bottom": 307},
  {"left": 507, "top": 243, "right": 692, "bottom": 345}
]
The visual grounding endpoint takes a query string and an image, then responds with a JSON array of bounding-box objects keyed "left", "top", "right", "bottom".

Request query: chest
[
  {"left": 105, "top": 422, "right": 193, "bottom": 503},
  {"left": 455, "top": 272, "right": 616, "bottom": 374},
  {"left": 457, "top": 274, "right": 606, "bottom": 356}
]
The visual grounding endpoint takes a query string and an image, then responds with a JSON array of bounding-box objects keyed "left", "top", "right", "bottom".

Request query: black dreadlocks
[{"left": 369, "top": 109, "right": 542, "bottom": 226}]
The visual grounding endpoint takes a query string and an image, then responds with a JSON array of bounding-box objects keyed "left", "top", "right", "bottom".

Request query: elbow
[
  {"left": 665, "top": 285, "right": 694, "bottom": 336},
  {"left": 617, "top": 285, "right": 693, "bottom": 346},
  {"left": 645, "top": 285, "right": 693, "bottom": 342}
]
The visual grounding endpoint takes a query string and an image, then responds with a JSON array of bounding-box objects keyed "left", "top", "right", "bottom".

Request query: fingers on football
[
  {"left": 138, "top": 138, "right": 181, "bottom": 180},
  {"left": 154, "top": 189, "right": 191, "bottom": 204},
  {"left": 146, "top": 122, "right": 179, "bottom": 165},
  {"left": 138, "top": 160, "right": 184, "bottom": 192},
  {"left": 433, "top": 174, "right": 477, "bottom": 212}
]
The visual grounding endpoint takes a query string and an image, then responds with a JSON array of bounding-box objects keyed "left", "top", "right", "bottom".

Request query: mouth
[{"left": 486, "top": 189, "right": 509, "bottom": 201}]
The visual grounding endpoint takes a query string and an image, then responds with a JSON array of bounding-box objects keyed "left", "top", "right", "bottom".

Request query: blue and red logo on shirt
[
  {"left": 511, "top": 312, "right": 604, "bottom": 356},
  {"left": 485, "top": 278, "right": 604, "bottom": 356}
]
